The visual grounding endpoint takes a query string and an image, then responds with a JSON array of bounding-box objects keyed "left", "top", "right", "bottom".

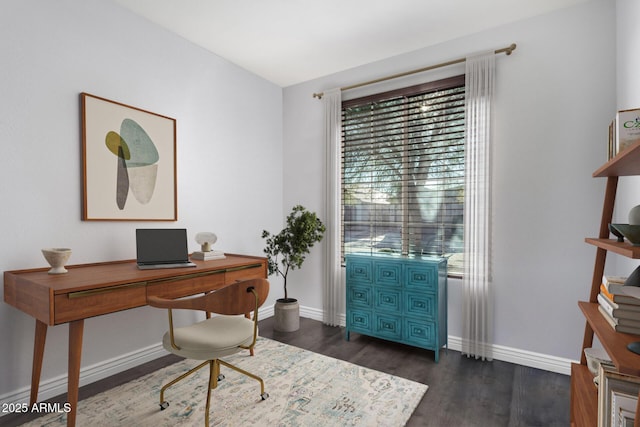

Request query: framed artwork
[
  {"left": 598, "top": 363, "right": 640, "bottom": 427},
  {"left": 81, "top": 93, "right": 177, "bottom": 221}
]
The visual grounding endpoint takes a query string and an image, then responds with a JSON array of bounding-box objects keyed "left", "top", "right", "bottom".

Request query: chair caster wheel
[
  {"left": 160, "top": 401, "right": 169, "bottom": 410},
  {"left": 218, "top": 374, "right": 225, "bottom": 381},
  {"left": 261, "top": 392, "right": 269, "bottom": 400}
]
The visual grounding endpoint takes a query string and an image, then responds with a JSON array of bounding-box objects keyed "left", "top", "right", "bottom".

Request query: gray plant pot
[{"left": 274, "top": 298, "right": 300, "bottom": 332}]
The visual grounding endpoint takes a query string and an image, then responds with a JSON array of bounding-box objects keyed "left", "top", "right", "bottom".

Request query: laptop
[{"left": 136, "top": 228, "right": 197, "bottom": 270}]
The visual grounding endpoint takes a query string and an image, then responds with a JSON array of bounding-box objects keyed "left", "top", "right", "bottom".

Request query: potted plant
[{"left": 262, "top": 205, "right": 325, "bottom": 332}]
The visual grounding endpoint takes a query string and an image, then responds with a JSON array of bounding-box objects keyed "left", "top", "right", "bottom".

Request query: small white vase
[{"left": 41, "top": 248, "right": 72, "bottom": 274}]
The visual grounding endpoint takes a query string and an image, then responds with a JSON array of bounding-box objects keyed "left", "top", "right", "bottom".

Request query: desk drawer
[
  {"left": 147, "top": 270, "right": 226, "bottom": 299},
  {"left": 54, "top": 283, "right": 147, "bottom": 324},
  {"left": 225, "top": 264, "right": 265, "bottom": 284}
]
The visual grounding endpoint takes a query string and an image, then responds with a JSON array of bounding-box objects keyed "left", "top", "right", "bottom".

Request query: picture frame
[
  {"left": 81, "top": 93, "right": 177, "bottom": 221},
  {"left": 598, "top": 363, "right": 640, "bottom": 427}
]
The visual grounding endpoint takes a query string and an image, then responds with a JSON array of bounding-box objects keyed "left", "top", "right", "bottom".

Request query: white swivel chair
[{"left": 147, "top": 278, "right": 270, "bottom": 426}]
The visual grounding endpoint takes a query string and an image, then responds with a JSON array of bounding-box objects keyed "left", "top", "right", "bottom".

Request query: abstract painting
[{"left": 81, "top": 93, "right": 177, "bottom": 221}]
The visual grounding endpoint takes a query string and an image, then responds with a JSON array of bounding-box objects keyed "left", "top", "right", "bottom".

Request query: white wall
[
  {"left": 0, "top": 0, "right": 283, "bottom": 403},
  {"left": 282, "top": 0, "right": 616, "bottom": 364}
]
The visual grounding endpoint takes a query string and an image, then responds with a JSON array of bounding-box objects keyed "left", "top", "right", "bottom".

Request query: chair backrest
[
  {"left": 204, "top": 278, "right": 269, "bottom": 315},
  {"left": 147, "top": 278, "right": 269, "bottom": 316}
]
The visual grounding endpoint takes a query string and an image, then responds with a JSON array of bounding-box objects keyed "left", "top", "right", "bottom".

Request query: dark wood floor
[
  {"left": 260, "top": 317, "right": 571, "bottom": 427},
  {"left": 3, "top": 317, "right": 570, "bottom": 426}
]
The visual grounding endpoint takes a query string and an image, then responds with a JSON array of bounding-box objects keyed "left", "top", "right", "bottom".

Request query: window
[{"left": 341, "top": 75, "right": 465, "bottom": 275}]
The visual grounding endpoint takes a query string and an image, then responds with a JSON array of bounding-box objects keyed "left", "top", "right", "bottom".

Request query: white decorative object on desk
[
  {"left": 41, "top": 248, "right": 72, "bottom": 274},
  {"left": 192, "top": 232, "right": 225, "bottom": 260},
  {"left": 195, "top": 232, "right": 217, "bottom": 252}
]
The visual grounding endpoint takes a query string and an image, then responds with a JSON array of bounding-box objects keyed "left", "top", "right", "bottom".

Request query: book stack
[
  {"left": 191, "top": 250, "right": 226, "bottom": 261},
  {"left": 598, "top": 275, "right": 640, "bottom": 335}
]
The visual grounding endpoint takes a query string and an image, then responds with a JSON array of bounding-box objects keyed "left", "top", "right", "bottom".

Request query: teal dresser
[{"left": 345, "top": 254, "right": 448, "bottom": 362}]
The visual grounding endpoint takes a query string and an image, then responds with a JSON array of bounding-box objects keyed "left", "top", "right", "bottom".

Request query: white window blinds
[{"left": 341, "top": 75, "right": 465, "bottom": 274}]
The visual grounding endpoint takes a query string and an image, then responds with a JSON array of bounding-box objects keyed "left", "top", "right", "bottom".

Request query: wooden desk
[{"left": 3, "top": 254, "right": 267, "bottom": 427}]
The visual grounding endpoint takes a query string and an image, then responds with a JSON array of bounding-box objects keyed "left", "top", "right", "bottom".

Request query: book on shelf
[
  {"left": 602, "top": 274, "right": 627, "bottom": 294},
  {"left": 598, "top": 305, "right": 640, "bottom": 335},
  {"left": 616, "top": 108, "right": 640, "bottom": 155},
  {"left": 599, "top": 284, "right": 640, "bottom": 307},
  {"left": 191, "top": 250, "right": 226, "bottom": 261},
  {"left": 608, "top": 119, "right": 615, "bottom": 160},
  {"left": 598, "top": 289, "right": 640, "bottom": 317},
  {"left": 598, "top": 293, "right": 640, "bottom": 325}
]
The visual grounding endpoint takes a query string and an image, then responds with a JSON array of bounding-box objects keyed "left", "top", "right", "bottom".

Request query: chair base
[{"left": 158, "top": 358, "right": 268, "bottom": 427}]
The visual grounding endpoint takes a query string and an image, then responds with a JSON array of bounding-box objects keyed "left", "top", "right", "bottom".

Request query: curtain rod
[{"left": 312, "top": 43, "right": 516, "bottom": 99}]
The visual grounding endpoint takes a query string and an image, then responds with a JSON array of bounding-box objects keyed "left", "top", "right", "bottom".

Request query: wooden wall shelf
[
  {"left": 579, "top": 301, "right": 640, "bottom": 377},
  {"left": 572, "top": 140, "right": 640, "bottom": 426},
  {"left": 593, "top": 140, "right": 640, "bottom": 177},
  {"left": 585, "top": 238, "right": 640, "bottom": 259}
]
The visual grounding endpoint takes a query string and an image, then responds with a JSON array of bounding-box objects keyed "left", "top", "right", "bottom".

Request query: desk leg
[
  {"left": 67, "top": 320, "right": 84, "bottom": 427},
  {"left": 30, "top": 320, "right": 48, "bottom": 405}
]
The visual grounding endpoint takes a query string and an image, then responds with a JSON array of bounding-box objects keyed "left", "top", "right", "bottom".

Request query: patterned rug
[{"left": 22, "top": 337, "right": 427, "bottom": 426}]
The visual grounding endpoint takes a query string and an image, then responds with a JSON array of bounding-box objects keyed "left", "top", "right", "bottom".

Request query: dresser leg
[
  {"left": 30, "top": 320, "right": 48, "bottom": 405},
  {"left": 67, "top": 320, "right": 84, "bottom": 427}
]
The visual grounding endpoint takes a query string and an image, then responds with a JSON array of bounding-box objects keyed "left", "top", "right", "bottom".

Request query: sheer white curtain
[
  {"left": 462, "top": 51, "right": 495, "bottom": 361},
  {"left": 322, "top": 89, "right": 343, "bottom": 326}
]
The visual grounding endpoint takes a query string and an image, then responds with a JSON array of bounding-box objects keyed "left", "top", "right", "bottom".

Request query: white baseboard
[
  {"left": 446, "top": 336, "right": 574, "bottom": 375},
  {"left": 0, "top": 303, "right": 573, "bottom": 415}
]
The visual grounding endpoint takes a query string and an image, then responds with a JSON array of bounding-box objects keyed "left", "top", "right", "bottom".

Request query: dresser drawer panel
[
  {"left": 374, "top": 261, "right": 402, "bottom": 287},
  {"left": 405, "top": 292, "right": 436, "bottom": 320},
  {"left": 405, "top": 264, "right": 438, "bottom": 291},
  {"left": 374, "top": 288, "right": 401, "bottom": 312},
  {"left": 346, "top": 258, "right": 373, "bottom": 284},
  {"left": 348, "top": 309, "right": 372, "bottom": 333},
  {"left": 404, "top": 318, "right": 435, "bottom": 347},
  {"left": 347, "top": 284, "right": 373, "bottom": 308},
  {"left": 374, "top": 313, "right": 402, "bottom": 340}
]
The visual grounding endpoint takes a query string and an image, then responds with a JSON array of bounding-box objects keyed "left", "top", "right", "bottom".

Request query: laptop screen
[{"left": 136, "top": 229, "right": 190, "bottom": 265}]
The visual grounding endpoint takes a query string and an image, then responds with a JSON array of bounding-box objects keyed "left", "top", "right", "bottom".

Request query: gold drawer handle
[
  {"left": 225, "top": 263, "right": 263, "bottom": 273},
  {"left": 68, "top": 281, "right": 147, "bottom": 299},
  {"left": 147, "top": 269, "right": 224, "bottom": 285}
]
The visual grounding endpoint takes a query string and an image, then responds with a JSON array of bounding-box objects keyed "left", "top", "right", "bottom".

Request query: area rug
[{"left": 22, "top": 337, "right": 427, "bottom": 426}]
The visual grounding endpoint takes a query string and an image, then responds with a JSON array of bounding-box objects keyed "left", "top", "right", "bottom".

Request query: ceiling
[{"left": 112, "top": 0, "right": 591, "bottom": 87}]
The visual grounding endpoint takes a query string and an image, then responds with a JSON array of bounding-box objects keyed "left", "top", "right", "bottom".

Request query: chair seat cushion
[{"left": 163, "top": 315, "right": 256, "bottom": 360}]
